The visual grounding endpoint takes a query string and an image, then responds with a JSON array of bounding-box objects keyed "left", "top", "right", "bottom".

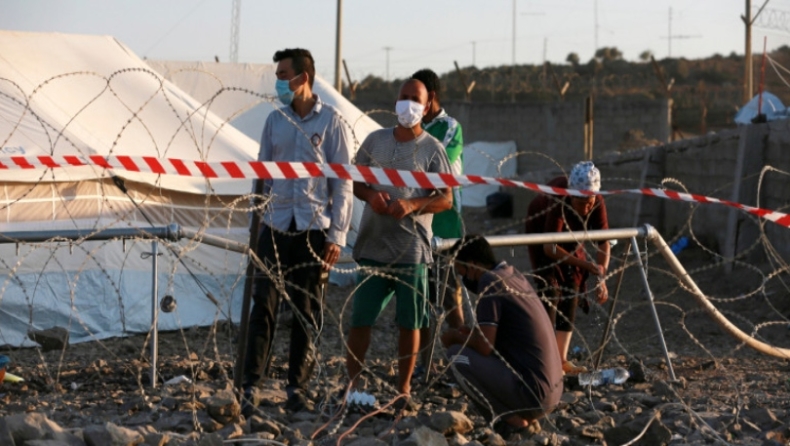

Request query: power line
[
  {"left": 143, "top": 0, "right": 209, "bottom": 58},
  {"left": 383, "top": 46, "right": 392, "bottom": 82},
  {"left": 660, "top": 7, "right": 701, "bottom": 57}
]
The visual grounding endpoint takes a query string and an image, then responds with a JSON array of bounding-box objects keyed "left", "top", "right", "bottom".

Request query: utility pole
[
  {"left": 594, "top": 0, "right": 599, "bottom": 53},
  {"left": 542, "top": 38, "right": 548, "bottom": 90},
  {"left": 512, "top": 0, "right": 516, "bottom": 67},
  {"left": 742, "top": 0, "right": 771, "bottom": 103},
  {"left": 471, "top": 41, "right": 476, "bottom": 67},
  {"left": 669, "top": 7, "right": 672, "bottom": 56},
  {"left": 229, "top": 0, "right": 240, "bottom": 63},
  {"left": 661, "top": 8, "right": 702, "bottom": 57},
  {"left": 383, "top": 46, "right": 392, "bottom": 82},
  {"left": 511, "top": 1, "right": 545, "bottom": 102},
  {"left": 511, "top": 1, "right": 524, "bottom": 102},
  {"left": 334, "top": 0, "right": 342, "bottom": 92}
]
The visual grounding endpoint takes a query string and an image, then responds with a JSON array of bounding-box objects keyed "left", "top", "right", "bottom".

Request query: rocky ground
[{"left": 1, "top": 209, "right": 789, "bottom": 446}]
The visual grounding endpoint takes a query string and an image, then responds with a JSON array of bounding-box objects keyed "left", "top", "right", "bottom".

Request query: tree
[
  {"left": 566, "top": 52, "right": 580, "bottom": 66},
  {"left": 639, "top": 50, "right": 653, "bottom": 62},
  {"left": 594, "top": 47, "right": 623, "bottom": 62}
]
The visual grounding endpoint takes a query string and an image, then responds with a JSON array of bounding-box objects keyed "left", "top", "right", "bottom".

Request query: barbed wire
[{"left": 0, "top": 67, "right": 788, "bottom": 445}]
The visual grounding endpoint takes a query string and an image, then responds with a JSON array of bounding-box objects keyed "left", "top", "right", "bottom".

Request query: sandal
[{"left": 562, "top": 360, "right": 588, "bottom": 376}]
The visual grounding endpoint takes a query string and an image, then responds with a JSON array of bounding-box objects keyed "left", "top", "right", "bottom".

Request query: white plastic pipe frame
[
  {"left": 433, "top": 224, "right": 790, "bottom": 369},
  {"left": 0, "top": 224, "right": 256, "bottom": 388}
]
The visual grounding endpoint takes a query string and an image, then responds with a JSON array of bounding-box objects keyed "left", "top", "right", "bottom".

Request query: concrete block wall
[
  {"left": 763, "top": 121, "right": 790, "bottom": 263},
  {"left": 353, "top": 99, "right": 785, "bottom": 262},
  {"left": 354, "top": 98, "right": 672, "bottom": 175},
  {"left": 660, "top": 132, "right": 741, "bottom": 252},
  {"left": 445, "top": 98, "right": 671, "bottom": 175}
]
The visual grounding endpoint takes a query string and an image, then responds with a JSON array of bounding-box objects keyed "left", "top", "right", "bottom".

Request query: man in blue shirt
[{"left": 243, "top": 48, "right": 354, "bottom": 415}]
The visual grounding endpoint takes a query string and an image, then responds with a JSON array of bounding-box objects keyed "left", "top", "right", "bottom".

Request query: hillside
[{"left": 346, "top": 46, "right": 790, "bottom": 135}]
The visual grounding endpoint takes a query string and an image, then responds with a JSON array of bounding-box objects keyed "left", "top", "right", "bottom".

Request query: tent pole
[
  {"left": 150, "top": 240, "right": 159, "bottom": 388},
  {"left": 234, "top": 180, "right": 265, "bottom": 393},
  {"left": 630, "top": 236, "right": 677, "bottom": 381}
]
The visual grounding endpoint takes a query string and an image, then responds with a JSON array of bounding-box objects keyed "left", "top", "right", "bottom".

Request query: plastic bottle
[
  {"left": 577, "top": 367, "right": 630, "bottom": 386},
  {"left": 670, "top": 236, "right": 689, "bottom": 255}
]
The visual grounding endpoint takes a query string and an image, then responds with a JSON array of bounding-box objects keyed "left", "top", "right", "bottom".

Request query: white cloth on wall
[{"left": 461, "top": 141, "right": 518, "bottom": 207}]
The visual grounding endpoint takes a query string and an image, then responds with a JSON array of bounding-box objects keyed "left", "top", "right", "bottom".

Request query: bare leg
[
  {"left": 398, "top": 327, "right": 419, "bottom": 395},
  {"left": 445, "top": 305, "right": 464, "bottom": 329},
  {"left": 346, "top": 326, "right": 371, "bottom": 389},
  {"left": 556, "top": 329, "right": 573, "bottom": 362},
  {"left": 418, "top": 326, "right": 432, "bottom": 368}
]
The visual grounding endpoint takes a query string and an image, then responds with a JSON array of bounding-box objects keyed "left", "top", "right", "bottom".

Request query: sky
[{"left": 4, "top": 0, "right": 790, "bottom": 85}]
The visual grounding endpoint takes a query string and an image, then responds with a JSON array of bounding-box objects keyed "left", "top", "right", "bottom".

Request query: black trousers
[{"left": 243, "top": 221, "right": 326, "bottom": 391}]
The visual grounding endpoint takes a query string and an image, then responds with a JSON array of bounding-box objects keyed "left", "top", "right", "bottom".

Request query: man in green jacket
[{"left": 411, "top": 69, "right": 465, "bottom": 379}]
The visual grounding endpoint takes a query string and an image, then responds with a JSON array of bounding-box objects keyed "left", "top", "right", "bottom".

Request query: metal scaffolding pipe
[
  {"left": 0, "top": 225, "right": 182, "bottom": 244},
  {"left": 433, "top": 226, "right": 648, "bottom": 252},
  {"left": 177, "top": 227, "right": 250, "bottom": 254}
]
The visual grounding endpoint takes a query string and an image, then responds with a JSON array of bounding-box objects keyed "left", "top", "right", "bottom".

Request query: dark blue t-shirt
[{"left": 475, "top": 262, "right": 563, "bottom": 405}]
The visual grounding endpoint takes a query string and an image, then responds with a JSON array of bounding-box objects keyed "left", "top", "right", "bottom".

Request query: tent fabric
[
  {"left": 0, "top": 30, "right": 259, "bottom": 196},
  {"left": 0, "top": 31, "right": 378, "bottom": 346},
  {"left": 734, "top": 92, "right": 789, "bottom": 124},
  {"left": 461, "top": 141, "right": 518, "bottom": 207},
  {"left": 144, "top": 60, "right": 380, "bottom": 149},
  {"left": 145, "top": 60, "right": 381, "bottom": 250}
]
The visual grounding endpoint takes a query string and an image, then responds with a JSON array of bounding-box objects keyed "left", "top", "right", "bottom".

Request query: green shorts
[{"left": 351, "top": 259, "right": 429, "bottom": 330}]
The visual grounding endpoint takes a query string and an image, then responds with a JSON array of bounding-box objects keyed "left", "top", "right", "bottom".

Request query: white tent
[
  {"left": 0, "top": 31, "right": 376, "bottom": 347},
  {"left": 145, "top": 60, "right": 381, "bottom": 251}
]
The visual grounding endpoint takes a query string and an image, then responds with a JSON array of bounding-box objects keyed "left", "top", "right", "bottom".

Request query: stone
[
  {"left": 446, "top": 432, "right": 468, "bottom": 446},
  {"left": 26, "top": 441, "right": 79, "bottom": 446},
  {"left": 28, "top": 326, "right": 70, "bottom": 352},
  {"left": 628, "top": 360, "right": 648, "bottom": 383},
  {"left": 289, "top": 421, "right": 316, "bottom": 439},
  {"left": 347, "top": 437, "right": 389, "bottom": 446},
  {"left": 143, "top": 432, "right": 170, "bottom": 446},
  {"left": 625, "top": 393, "right": 663, "bottom": 408},
  {"left": 0, "top": 417, "right": 16, "bottom": 446},
  {"left": 398, "top": 426, "right": 448, "bottom": 446},
  {"left": 429, "top": 411, "right": 474, "bottom": 435},
  {"left": 651, "top": 380, "right": 678, "bottom": 398},
  {"left": 744, "top": 407, "right": 781, "bottom": 430},
  {"left": 83, "top": 422, "right": 144, "bottom": 446},
  {"left": 248, "top": 417, "right": 281, "bottom": 437},
  {"left": 216, "top": 423, "right": 243, "bottom": 440},
  {"left": 196, "top": 432, "right": 224, "bottom": 446},
  {"left": 3, "top": 413, "right": 83, "bottom": 446},
  {"left": 592, "top": 400, "right": 617, "bottom": 412},
  {"left": 604, "top": 415, "right": 672, "bottom": 446},
  {"left": 205, "top": 389, "right": 240, "bottom": 425}
]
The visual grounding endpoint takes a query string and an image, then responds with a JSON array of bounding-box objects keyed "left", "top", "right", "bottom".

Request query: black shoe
[
  {"left": 285, "top": 391, "right": 315, "bottom": 413},
  {"left": 241, "top": 387, "right": 256, "bottom": 418}
]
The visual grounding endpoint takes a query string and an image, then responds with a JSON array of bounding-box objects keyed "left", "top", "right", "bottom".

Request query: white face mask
[{"left": 395, "top": 99, "right": 425, "bottom": 128}]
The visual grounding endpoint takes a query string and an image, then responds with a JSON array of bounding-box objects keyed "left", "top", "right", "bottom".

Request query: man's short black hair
[
  {"left": 451, "top": 235, "right": 497, "bottom": 269},
  {"left": 273, "top": 48, "right": 315, "bottom": 87},
  {"left": 411, "top": 68, "right": 441, "bottom": 100}
]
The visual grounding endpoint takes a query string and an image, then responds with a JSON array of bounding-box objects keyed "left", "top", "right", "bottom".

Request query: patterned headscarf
[{"left": 568, "top": 161, "right": 601, "bottom": 192}]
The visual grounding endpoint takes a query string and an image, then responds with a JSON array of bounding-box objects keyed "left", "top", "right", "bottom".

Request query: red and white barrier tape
[{"left": 2, "top": 155, "right": 788, "bottom": 228}]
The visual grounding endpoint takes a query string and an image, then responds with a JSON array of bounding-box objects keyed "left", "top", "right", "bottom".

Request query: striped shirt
[
  {"left": 257, "top": 95, "right": 354, "bottom": 246},
  {"left": 353, "top": 129, "right": 451, "bottom": 264}
]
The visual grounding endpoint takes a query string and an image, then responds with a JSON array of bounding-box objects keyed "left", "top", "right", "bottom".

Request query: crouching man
[{"left": 441, "top": 235, "right": 563, "bottom": 436}]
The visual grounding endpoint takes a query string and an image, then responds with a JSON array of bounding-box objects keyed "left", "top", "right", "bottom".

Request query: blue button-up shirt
[{"left": 257, "top": 95, "right": 354, "bottom": 246}]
